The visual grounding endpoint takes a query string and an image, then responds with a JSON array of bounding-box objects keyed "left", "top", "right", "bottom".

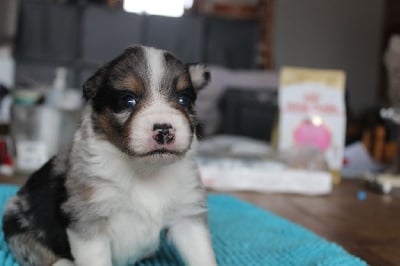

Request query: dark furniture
[
  {"left": 15, "top": 1, "right": 259, "bottom": 88},
  {"left": 218, "top": 88, "right": 277, "bottom": 141}
]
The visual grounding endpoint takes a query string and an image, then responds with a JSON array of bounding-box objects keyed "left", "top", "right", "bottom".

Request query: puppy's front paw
[{"left": 52, "top": 258, "right": 75, "bottom": 266}]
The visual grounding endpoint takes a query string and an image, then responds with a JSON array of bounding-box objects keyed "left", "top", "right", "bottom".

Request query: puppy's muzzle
[{"left": 153, "top": 123, "right": 175, "bottom": 145}]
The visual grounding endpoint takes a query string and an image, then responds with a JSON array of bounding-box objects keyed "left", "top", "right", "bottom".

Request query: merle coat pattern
[{"left": 3, "top": 45, "right": 216, "bottom": 266}]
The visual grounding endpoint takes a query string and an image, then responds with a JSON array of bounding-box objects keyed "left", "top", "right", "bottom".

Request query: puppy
[{"left": 3, "top": 45, "right": 217, "bottom": 266}]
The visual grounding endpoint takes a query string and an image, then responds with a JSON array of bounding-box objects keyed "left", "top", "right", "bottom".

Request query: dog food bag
[{"left": 278, "top": 67, "right": 346, "bottom": 184}]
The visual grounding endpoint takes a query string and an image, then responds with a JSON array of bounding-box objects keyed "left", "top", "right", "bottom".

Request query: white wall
[{"left": 274, "top": 0, "right": 384, "bottom": 115}]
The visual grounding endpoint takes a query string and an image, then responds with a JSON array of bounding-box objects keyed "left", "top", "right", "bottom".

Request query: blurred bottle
[{"left": 12, "top": 67, "right": 82, "bottom": 174}]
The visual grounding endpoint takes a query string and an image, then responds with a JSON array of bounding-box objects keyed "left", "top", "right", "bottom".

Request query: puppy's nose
[{"left": 153, "top": 123, "right": 175, "bottom": 145}]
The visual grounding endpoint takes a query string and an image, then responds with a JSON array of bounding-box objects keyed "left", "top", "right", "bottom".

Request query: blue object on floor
[
  {"left": 357, "top": 191, "right": 367, "bottom": 201},
  {"left": 0, "top": 185, "right": 366, "bottom": 266}
]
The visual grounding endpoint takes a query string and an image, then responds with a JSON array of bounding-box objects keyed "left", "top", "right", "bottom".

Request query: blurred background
[
  {"left": 1, "top": 2, "right": 400, "bottom": 264},
  {"left": 0, "top": 0, "right": 399, "bottom": 181}
]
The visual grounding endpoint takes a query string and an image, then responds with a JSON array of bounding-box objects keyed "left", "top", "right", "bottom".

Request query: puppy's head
[{"left": 83, "top": 46, "right": 210, "bottom": 161}]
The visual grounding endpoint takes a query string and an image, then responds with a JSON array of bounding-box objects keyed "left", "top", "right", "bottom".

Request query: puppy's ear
[
  {"left": 188, "top": 64, "right": 210, "bottom": 92},
  {"left": 82, "top": 68, "right": 105, "bottom": 101}
]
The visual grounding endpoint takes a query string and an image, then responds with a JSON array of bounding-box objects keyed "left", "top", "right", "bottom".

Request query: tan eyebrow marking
[
  {"left": 175, "top": 75, "right": 190, "bottom": 92},
  {"left": 113, "top": 75, "right": 144, "bottom": 94}
]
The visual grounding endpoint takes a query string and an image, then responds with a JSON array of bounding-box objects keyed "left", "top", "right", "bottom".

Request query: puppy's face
[{"left": 83, "top": 46, "right": 209, "bottom": 161}]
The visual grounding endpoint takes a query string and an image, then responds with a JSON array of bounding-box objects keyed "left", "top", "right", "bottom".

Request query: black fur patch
[{"left": 3, "top": 158, "right": 73, "bottom": 260}]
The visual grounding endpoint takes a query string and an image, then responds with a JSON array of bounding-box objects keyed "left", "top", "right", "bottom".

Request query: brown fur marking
[
  {"left": 112, "top": 75, "right": 144, "bottom": 95},
  {"left": 175, "top": 75, "right": 190, "bottom": 92}
]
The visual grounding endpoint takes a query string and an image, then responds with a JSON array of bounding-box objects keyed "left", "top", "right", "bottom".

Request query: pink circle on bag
[{"left": 294, "top": 120, "right": 331, "bottom": 152}]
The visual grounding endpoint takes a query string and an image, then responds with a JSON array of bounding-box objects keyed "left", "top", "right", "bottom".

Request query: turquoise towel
[{"left": 0, "top": 185, "right": 366, "bottom": 266}]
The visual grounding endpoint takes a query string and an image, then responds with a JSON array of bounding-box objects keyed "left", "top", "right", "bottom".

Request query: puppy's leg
[
  {"left": 169, "top": 219, "right": 217, "bottom": 266},
  {"left": 67, "top": 229, "right": 112, "bottom": 266},
  {"left": 7, "top": 233, "right": 58, "bottom": 266},
  {"left": 52, "top": 258, "right": 75, "bottom": 266}
]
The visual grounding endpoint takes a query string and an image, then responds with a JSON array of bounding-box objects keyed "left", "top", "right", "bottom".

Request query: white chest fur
[
  {"left": 86, "top": 154, "right": 205, "bottom": 266},
  {"left": 108, "top": 209, "right": 161, "bottom": 265}
]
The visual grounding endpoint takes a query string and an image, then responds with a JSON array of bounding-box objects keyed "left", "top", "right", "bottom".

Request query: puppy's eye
[
  {"left": 120, "top": 94, "right": 137, "bottom": 109},
  {"left": 178, "top": 95, "right": 192, "bottom": 107}
]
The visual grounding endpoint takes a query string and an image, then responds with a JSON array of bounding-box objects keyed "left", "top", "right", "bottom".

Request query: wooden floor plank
[{"left": 227, "top": 180, "right": 400, "bottom": 265}]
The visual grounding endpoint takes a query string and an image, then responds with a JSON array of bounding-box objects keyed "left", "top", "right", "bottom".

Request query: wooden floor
[
  {"left": 227, "top": 179, "right": 400, "bottom": 266},
  {"left": 1, "top": 176, "right": 399, "bottom": 265}
]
